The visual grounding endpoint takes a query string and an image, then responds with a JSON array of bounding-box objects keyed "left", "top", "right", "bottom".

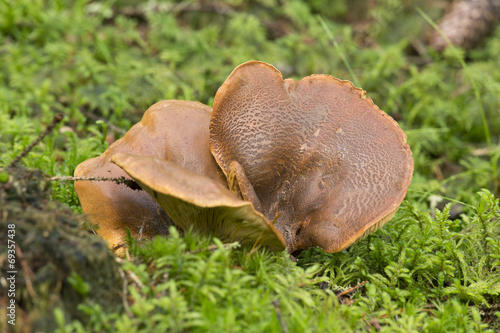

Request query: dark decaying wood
[{"left": 429, "top": 0, "right": 500, "bottom": 51}]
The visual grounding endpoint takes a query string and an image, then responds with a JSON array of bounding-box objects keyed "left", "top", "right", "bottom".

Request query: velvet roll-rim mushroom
[
  {"left": 210, "top": 61, "right": 414, "bottom": 253},
  {"left": 75, "top": 60, "right": 413, "bottom": 255}
]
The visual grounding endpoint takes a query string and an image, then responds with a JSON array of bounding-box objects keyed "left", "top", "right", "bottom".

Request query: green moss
[
  {"left": 1, "top": 0, "right": 499, "bottom": 331},
  {"left": 0, "top": 168, "right": 122, "bottom": 332}
]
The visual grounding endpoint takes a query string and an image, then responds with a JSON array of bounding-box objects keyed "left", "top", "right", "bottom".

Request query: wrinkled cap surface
[
  {"left": 111, "top": 153, "right": 286, "bottom": 251},
  {"left": 210, "top": 61, "right": 414, "bottom": 253},
  {"left": 74, "top": 100, "right": 225, "bottom": 249}
]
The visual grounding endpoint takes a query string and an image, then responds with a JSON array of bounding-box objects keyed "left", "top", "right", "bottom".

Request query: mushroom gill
[
  {"left": 74, "top": 100, "right": 225, "bottom": 249},
  {"left": 111, "top": 153, "right": 285, "bottom": 251},
  {"left": 210, "top": 61, "right": 414, "bottom": 253}
]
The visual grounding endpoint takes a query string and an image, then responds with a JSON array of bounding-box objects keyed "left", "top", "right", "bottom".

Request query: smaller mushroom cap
[
  {"left": 111, "top": 152, "right": 286, "bottom": 252},
  {"left": 74, "top": 100, "right": 225, "bottom": 249}
]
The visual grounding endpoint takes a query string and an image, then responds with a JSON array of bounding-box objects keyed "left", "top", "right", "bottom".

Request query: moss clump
[{"left": 0, "top": 167, "right": 122, "bottom": 333}]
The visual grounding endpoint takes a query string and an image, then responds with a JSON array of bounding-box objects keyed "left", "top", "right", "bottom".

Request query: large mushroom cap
[
  {"left": 111, "top": 152, "right": 286, "bottom": 252},
  {"left": 210, "top": 61, "right": 413, "bottom": 253},
  {"left": 75, "top": 100, "right": 225, "bottom": 249}
]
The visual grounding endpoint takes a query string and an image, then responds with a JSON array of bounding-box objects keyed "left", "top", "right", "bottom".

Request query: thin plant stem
[
  {"left": 416, "top": 6, "right": 498, "bottom": 194},
  {"left": 408, "top": 189, "right": 474, "bottom": 209},
  {"left": 7, "top": 113, "right": 64, "bottom": 168},
  {"left": 317, "top": 15, "right": 361, "bottom": 88}
]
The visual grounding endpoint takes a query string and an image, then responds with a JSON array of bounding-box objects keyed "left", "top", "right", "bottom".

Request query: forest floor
[{"left": 1, "top": 1, "right": 499, "bottom": 332}]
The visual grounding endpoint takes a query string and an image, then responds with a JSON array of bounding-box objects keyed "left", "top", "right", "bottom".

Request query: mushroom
[
  {"left": 110, "top": 153, "right": 286, "bottom": 251},
  {"left": 210, "top": 61, "right": 413, "bottom": 253},
  {"left": 75, "top": 61, "right": 413, "bottom": 255},
  {"left": 74, "top": 100, "right": 226, "bottom": 249}
]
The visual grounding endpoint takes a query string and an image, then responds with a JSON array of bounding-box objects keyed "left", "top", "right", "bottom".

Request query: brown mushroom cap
[
  {"left": 111, "top": 152, "right": 286, "bottom": 252},
  {"left": 210, "top": 61, "right": 413, "bottom": 253},
  {"left": 74, "top": 100, "right": 226, "bottom": 249}
]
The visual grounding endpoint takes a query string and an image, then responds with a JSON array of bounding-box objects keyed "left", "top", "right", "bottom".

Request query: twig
[
  {"left": 471, "top": 147, "right": 491, "bottom": 157},
  {"left": 16, "top": 245, "right": 37, "bottom": 298},
  {"left": 118, "top": 269, "right": 133, "bottom": 317},
  {"left": 7, "top": 113, "right": 64, "bottom": 168},
  {"left": 271, "top": 211, "right": 281, "bottom": 225},
  {"left": 336, "top": 281, "right": 368, "bottom": 298},
  {"left": 369, "top": 318, "right": 382, "bottom": 331},
  {"left": 272, "top": 300, "right": 288, "bottom": 333},
  {"left": 378, "top": 308, "right": 403, "bottom": 319},
  {"left": 361, "top": 313, "right": 371, "bottom": 329},
  {"left": 49, "top": 175, "right": 142, "bottom": 191},
  {"left": 113, "top": 242, "right": 128, "bottom": 252},
  {"left": 112, "top": 236, "right": 150, "bottom": 253},
  {"left": 126, "top": 268, "right": 146, "bottom": 290},
  {"left": 420, "top": 308, "right": 437, "bottom": 317}
]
